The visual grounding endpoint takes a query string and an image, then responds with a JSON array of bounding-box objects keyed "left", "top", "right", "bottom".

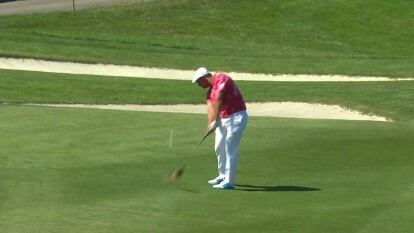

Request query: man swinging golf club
[{"left": 192, "top": 67, "right": 248, "bottom": 190}]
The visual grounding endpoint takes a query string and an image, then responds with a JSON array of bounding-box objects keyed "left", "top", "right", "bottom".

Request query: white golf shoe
[
  {"left": 208, "top": 176, "right": 225, "bottom": 185},
  {"left": 213, "top": 182, "right": 234, "bottom": 190}
]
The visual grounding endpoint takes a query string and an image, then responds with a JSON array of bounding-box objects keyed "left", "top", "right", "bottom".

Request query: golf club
[
  {"left": 166, "top": 127, "right": 214, "bottom": 184},
  {"left": 192, "top": 127, "right": 215, "bottom": 153}
]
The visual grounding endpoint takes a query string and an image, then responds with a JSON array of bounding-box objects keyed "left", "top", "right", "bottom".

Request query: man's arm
[{"left": 207, "top": 91, "right": 223, "bottom": 130}]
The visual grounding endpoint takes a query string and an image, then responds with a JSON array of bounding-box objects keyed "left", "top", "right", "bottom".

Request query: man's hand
[{"left": 207, "top": 90, "right": 223, "bottom": 131}]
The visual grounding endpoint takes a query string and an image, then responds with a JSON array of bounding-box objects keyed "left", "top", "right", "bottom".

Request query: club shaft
[{"left": 192, "top": 128, "right": 214, "bottom": 152}]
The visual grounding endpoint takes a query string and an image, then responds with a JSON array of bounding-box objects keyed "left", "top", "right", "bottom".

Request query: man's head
[{"left": 192, "top": 67, "right": 212, "bottom": 88}]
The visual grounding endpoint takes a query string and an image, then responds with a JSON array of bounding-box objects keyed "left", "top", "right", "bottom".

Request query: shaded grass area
[
  {"left": 0, "top": 69, "right": 413, "bottom": 121},
  {"left": 1, "top": 106, "right": 414, "bottom": 233},
  {"left": 0, "top": 0, "right": 413, "bottom": 76}
]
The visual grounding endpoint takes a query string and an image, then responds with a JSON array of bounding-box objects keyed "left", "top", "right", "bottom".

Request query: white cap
[{"left": 192, "top": 67, "right": 209, "bottom": 83}]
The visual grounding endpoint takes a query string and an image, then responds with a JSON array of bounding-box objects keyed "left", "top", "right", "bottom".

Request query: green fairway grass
[
  {"left": 0, "top": 0, "right": 413, "bottom": 77},
  {"left": 1, "top": 69, "right": 413, "bottom": 122},
  {"left": 1, "top": 106, "right": 414, "bottom": 233}
]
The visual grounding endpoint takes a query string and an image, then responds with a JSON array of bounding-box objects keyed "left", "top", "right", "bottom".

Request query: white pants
[{"left": 214, "top": 110, "right": 248, "bottom": 185}]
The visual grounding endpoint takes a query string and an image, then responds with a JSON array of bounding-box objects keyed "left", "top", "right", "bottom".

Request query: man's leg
[
  {"left": 225, "top": 111, "right": 248, "bottom": 185},
  {"left": 214, "top": 122, "right": 227, "bottom": 178}
]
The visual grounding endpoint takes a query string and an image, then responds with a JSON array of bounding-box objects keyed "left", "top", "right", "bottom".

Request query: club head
[
  {"left": 172, "top": 166, "right": 185, "bottom": 179},
  {"left": 164, "top": 166, "right": 185, "bottom": 184}
]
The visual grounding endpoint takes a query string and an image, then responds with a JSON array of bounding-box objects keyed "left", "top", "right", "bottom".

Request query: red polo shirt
[{"left": 206, "top": 73, "right": 246, "bottom": 118}]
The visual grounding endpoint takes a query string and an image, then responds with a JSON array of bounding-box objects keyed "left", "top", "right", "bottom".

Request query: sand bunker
[
  {"left": 32, "top": 102, "right": 390, "bottom": 122},
  {"left": 1, "top": 58, "right": 412, "bottom": 82},
  {"left": 0, "top": 57, "right": 396, "bottom": 121}
]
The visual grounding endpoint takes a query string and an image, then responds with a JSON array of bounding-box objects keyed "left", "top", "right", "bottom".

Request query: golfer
[{"left": 192, "top": 67, "right": 248, "bottom": 190}]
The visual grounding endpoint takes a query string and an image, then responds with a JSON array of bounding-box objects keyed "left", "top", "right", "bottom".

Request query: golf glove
[{"left": 209, "top": 120, "right": 220, "bottom": 130}]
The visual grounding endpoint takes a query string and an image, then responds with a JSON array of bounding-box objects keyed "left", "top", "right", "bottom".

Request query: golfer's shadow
[{"left": 235, "top": 184, "right": 321, "bottom": 192}]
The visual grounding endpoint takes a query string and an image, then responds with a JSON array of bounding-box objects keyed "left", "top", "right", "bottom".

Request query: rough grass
[{"left": 0, "top": 0, "right": 413, "bottom": 76}]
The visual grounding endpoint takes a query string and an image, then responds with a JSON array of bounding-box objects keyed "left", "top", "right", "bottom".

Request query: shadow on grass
[
  {"left": 177, "top": 186, "right": 200, "bottom": 193},
  {"left": 235, "top": 184, "right": 321, "bottom": 192}
]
